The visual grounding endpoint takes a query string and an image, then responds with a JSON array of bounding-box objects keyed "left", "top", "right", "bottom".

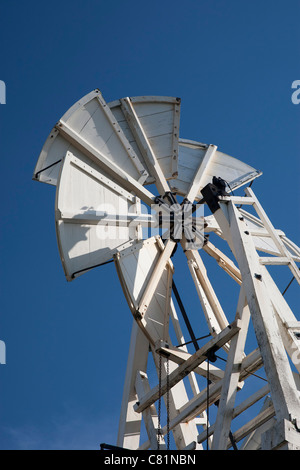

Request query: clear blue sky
[{"left": 0, "top": 0, "right": 299, "bottom": 449}]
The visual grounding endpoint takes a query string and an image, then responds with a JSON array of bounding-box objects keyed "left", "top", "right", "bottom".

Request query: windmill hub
[{"left": 153, "top": 195, "right": 203, "bottom": 247}]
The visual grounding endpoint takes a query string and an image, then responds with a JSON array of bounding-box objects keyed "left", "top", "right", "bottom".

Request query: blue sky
[{"left": 0, "top": 0, "right": 299, "bottom": 450}]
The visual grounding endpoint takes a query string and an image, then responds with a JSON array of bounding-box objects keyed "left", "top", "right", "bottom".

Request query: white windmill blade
[
  {"left": 114, "top": 236, "right": 175, "bottom": 346},
  {"left": 55, "top": 149, "right": 145, "bottom": 281},
  {"left": 55, "top": 147, "right": 173, "bottom": 282},
  {"left": 170, "top": 138, "right": 262, "bottom": 202},
  {"left": 108, "top": 96, "right": 181, "bottom": 186},
  {"left": 33, "top": 90, "right": 99, "bottom": 185},
  {"left": 33, "top": 91, "right": 181, "bottom": 195},
  {"left": 33, "top": 89, "right": 150, "bottom": 186}
]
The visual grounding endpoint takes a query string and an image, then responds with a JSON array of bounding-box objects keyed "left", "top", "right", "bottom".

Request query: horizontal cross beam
[{"left": 134, "top": 320, "right": 241, "bottom": 413}]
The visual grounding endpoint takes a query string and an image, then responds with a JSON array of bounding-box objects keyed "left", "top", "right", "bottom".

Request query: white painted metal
[
  {"left": 211, "top": 289, "right": 250, "bottom": 449},
  {"left": 185, "top": 248, "right": 230, "bottom": 337},
  {"left": 185, "top": 144, "right": 217, "bottom": 203},
  {"left": 135, "top": 371, "right": 167, "bottom": 449},
  {"left": 119, "top": 97, "right": 171, "bottom": 195},
  {"left": 110, "top": 96, "right": 181, "bottom": 182},
  {"left": 34, "top": 90, "right": 300, "bottom": 451},
  {"left": 34, "top": 91, "right": 181, "bottom": 189},
  {"left": 114, "top": 236, "right": 201, "bottom": 449},
  {"left": 204, "top": 191, "right": 300, "bottom": 447},
  {"left": 114, "top": 236, "right": 173, "bottom": 345},
  {"left": 55, "top": 150, "right": 143, "bottom": 280},
  {"left": 34, "top": 90, "right": 147, "bottom": 185},
  {"left": 204, "top": 208, "right": 300, "bottom": 261},
  {"left": 117, "top": 321, "right": 149, "bottom": 449},
  {"left": 33, "top": 90, "right": 98, "bottom": 185},
  {"left": 169, "top": 139, "right": 262, "bottom": 201},
  {"left": 134, "top": 321, "right": 241, "bottom": 414}
]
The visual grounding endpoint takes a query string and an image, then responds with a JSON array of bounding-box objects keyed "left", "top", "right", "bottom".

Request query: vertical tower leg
[
  {"left": 211, "top": 288, "right": 250, "bottom": 449},
  {"left": 117, "top": 321, "right": 149, "bottom": 449}
]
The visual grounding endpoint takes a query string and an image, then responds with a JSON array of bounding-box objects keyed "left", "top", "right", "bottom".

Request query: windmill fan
[{"left": 33, "top": 89, "right": 300, "bottom": 450}]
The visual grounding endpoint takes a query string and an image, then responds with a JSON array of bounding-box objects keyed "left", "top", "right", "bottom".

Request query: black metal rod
[
  {"left": 282, "top": 276, "right": 295, "bottom": 296},
  {"left": 35, "top": 159, "right": 62, "bottom": 178},
  {"left": 175, "top": 333, "right": 211, "bottom": 349},
  {"left": 172, "top": 280, "right": 200, "bottom": 352},
  {"left": 71, "top": 259, "right": 114, "bottom": 278}
]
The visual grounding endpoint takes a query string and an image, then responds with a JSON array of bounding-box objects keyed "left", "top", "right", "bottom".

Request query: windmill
[{"left": 33, "top": 90, "right": 300, "bottom": 450}]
